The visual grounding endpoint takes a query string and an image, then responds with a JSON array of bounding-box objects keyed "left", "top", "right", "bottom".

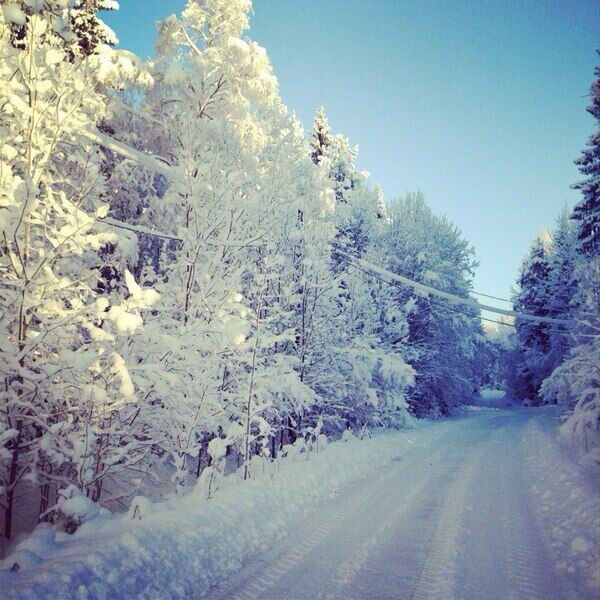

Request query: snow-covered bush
[
  {"left": 541, "top": 338, "right": 600, "bottom": 465},
  {"left": 53, "top": 486, "right": 100, "bottom": 533},
  {"left": 541, "top": 259, "right": 600, "bottom": 465}
]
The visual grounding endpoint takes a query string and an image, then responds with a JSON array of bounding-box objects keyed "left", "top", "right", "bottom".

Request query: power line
[
  {"left": 346, "top": 257, "right": 515, "bottom": 329},
  {"left": 85, "top": 125, "right": 581, "bottom": 321},
  {"left": 345, "top": 256, "right": 531, "bottom": 331},
  {"left": 377, "top": 255, "right": 579, "bottom": 319},
  {"left": 343, "top": 255, "right": 585, "bottom": 339},
  {"left": 334, "top": 248, "right": 573, "bottom": 327},
  {"left": 335, "top": 244, "right": 588, "bottom": 321}
]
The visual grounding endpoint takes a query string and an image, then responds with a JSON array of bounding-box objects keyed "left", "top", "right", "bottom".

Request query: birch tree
[{"left": 0, "top": 3, "right": 155, "bottom": 539}]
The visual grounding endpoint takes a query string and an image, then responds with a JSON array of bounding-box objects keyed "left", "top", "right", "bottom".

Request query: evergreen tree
[
  {"left": 308, "top": 114, "right": 414, "bottom": 432},
  {"left": 310, "top": 106, "right": 332, "bottom": 165},
  {"left": 546, "top": 209, "right": 579, "bottom": 370},
  {"left": 541, "top": 262, "right": 600, "bottom": 461},
  {"left": 541, "top": 55, "right": 600, "bottom": 461},
  {"left": 2, "top": 0, "right": 118, "bottom": 58},
  {"left": 383, "top": 193, "right": 481, "bottom": 416},
  {"left": 374, "top": 183, "right": 389, "bottom": 221},
  {"left": 506, "top": 232, "right": 553, "bottom": 403},
  {"left": 572, "top": 51, "right": 600, "bottom": 258},
  {"left": 69, "top": 0, "right": 119, "bottom": 57}
]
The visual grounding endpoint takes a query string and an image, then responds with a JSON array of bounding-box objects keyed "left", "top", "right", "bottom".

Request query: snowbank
[
  {"left": 0, "top": 420, "right": 453, "bottom": 599},
  {"left": 523, "top": 412, "right": 600, "bottom": 593}
]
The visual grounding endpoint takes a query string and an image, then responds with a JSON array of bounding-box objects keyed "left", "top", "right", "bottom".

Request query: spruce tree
[
  {"left": 507, "top": 233, "right": 553, "bottom": 403},
  {"left": 310, "top": 106, "right": 332, "bottom": 165},
  {"left": 546, "top": 209, "right": 579, "bottom": 369},
  {"left": 572, "top": 51, "right": 600, "bottom": 258},
  {"left": 383, "top": 193, "right": 481, "bottom": 416},
  {"left": 3, "top": 0, "right": 118, "bottom": 58}
]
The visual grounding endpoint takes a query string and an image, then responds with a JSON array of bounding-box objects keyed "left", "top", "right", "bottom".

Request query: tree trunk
[{"left": 4, "top": 422, "right": 22, "bottom": 540}]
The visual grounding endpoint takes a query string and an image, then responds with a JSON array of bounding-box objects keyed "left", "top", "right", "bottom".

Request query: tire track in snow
[
  {"left": 505, "top": 519, "right": 549, "bottom": 600},
  {"left": 228, "top": 444, "right": 436, "bottom": 600},
  {"left": 332, "top": 444, "right": 451, "bottom": 593},
  {"left": 226, "top": 426, "right": 478, "bottom": 600},
  {"left": 343, "top": 451, "right": 472, "bottom": 600},
  {"left": 504, "top": 428, "right": 576, "bottom": 600},
  {"left": 229, "top": 484, "right": 379, "bottom": 600},
  {"left": 444, "top": 413, "right": 572, "bottom": 600},
  {"left": 217, "top": 412, "right": 578, "bottom": 600},
  {"left": 503, "top": 480, "right": 550, "bottom": 600},
  {"left": 411, "top": 438, "right": 492, "bottom": 600}
]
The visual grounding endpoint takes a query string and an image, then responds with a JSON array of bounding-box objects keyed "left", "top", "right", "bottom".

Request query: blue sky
[{"left": 103, "top": 0, "right": 599, "bottom": 305}]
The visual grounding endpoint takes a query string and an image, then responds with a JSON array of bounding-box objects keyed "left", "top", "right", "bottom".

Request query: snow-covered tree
[
  {"left": 374, "top": 183, "right": 389, "bottom": 222},
  {"left": 545, "top": 210, "right": 579, "bottom": 368},
  {"left": 541, "top": 261, "right": 600, "bottom": 464},
  {"left": 310, "top": 106, "right": 331, "bottom": 166},
  {"left": 508, "top": 208, "right": 590, "bottom": 409},
  {"left": 572, "top": 51, "right": 599, "bottom": 258},
  {"left": 130, "top": 0, "right": 279, "bottom": 489},
  {"left": 382, "top": 192, "right": 482, "bottom": 416},
  {"left": 310, "top": 115, "right": 415, "bottom": 430},
  {"left": 0, "top": 4, "right": 155, "bottom": 539},
  {"left": 540, "top": 55, "right": 600, "bottom": 462},
  {"left": 101, "top": 0, "right": 343, "bottom": 488},
  {"left": 0, "top": 0, "right": 500, "bottom": 543},
  {"left": 505, "top": 232, "right": 555, "bottom": 403},
  {"left": 479, "top": 320, "right": 513, "bottom": 390},
  {"left": 1, "top": 0, "right": 119, "bottom": 58}
]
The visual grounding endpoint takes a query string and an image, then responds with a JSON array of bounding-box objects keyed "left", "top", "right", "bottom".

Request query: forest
[{"left": 0, "top": 0, "right": 598, "bottom": 577}]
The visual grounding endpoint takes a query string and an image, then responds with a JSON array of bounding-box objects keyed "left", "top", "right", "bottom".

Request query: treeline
[
  {"left": 506, "top": 53, "right": 600, "bottom": 463},
  {"left": 0, "top": 0, "right": 484, "bottom": 541}
]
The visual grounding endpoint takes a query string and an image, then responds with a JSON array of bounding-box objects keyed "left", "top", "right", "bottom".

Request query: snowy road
[
  {"left": 211, "top": 410, "right": 587, "bottom": 600},
  {"left": 3, "top": 407, "right": 597, "bottom": 599}
]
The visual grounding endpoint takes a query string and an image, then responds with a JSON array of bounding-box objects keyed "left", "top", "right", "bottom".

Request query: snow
[
  {"left": 45, "top": 49, "right": 63, "bottom": 66},
  {"left": 0, "top": 0, "right": 596, "bottom": 597},
  {"left": 522, "top": 411, "right": 600, "bottom": 591},
  {"left": 57, "top": 486, "right": 100, "bottom": 524},
  {"left": 22, "top": 0, "right": 43, "bottom": 12},
  {"left": 0, "top": 418, "right": 428, "bottom": 597},
  {"left": 472, "top": 389, "right": 515, "bottom": 409},
  {"left": 207, "top": 437, "right": 228, "bottom": 462},
  {"left": 2, "top": 408, "right": 598, "bottom": 599},
  {"left": 163, "top": 63, "right": 187, "bottom": 86},
  {"left": 110, "top": 352, "right": 135, "bottom": 397},
  {"left": 571, "top": 536, "right": 590, "bottom": 553},
  {"left": 78, "top": 127, "right": 174, "bottom": 179},
  {"left": 124, "top": 270, "right": 160, "bottom": 308},
  {"left": 404, "top": 296, "right": 418, "bottom": 313},
  {"left": 227, "top": 37, "right": 250, "bottom": 57},
  {"left": 107, "top": 305, "right": 143, "bottom": 333},
  {"left": 2, "top": 4, "right": 27, "bottom": 26},
  {"left": 538, "top": 226, "right": 554, "bottom": 249}
]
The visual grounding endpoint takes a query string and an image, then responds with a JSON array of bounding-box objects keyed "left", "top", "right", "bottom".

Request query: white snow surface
[
  {"left": 2, "top": 406, "right": 598, "bottom": 599},
  {"left": 2, "top": 4, "right": 27, "bottom": 26},
  {"left": 56, "top": 486, "right": 100, "bottom": 523},
  {"left": 523, "top": 414, "right": 600, "bottom": 591},
  {"left": 472, "top": 388, "right": 515, "bottom": 409}
]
